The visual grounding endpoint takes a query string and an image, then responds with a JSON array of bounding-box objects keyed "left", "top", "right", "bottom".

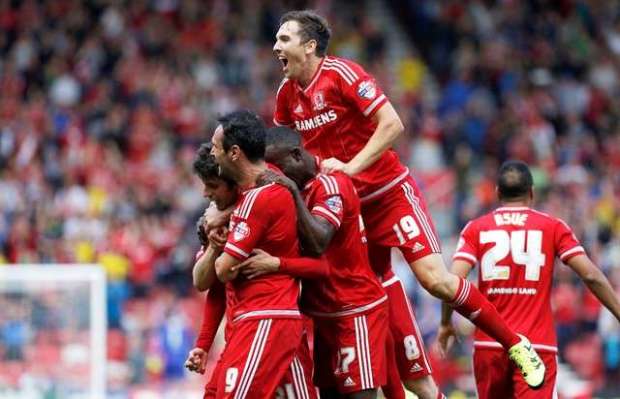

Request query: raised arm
[
  {"left": 344, "top": 102, "right": 404, "bottom": 175},
  {"left": 567, "top": 254, "right": 620, "bottom": 323},
  {"left": 288, "top": 182, "right": 336, "bottom": 256},
  {"left": 321, "top": 102, "right": 404, "bottom": 176},
  {"left": 193, "top": 245, "right": 221, "bottom": 291}
]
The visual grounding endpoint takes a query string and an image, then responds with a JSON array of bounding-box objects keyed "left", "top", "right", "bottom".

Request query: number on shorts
[
  {"left": 225, "top": 367, "right": 239, "bottom": 393},
  {"left": 359, "top": 215, "right": 367, "bottom": 243},
  {"left": 480, "top": 230, "right": 546, "bottom": 281},
  {"left": 404, "top": 335, "right": 421, "bottom": 360},
  {"left": 335, "top": 347, "right": 356, "bottom": 373},
  {"left": 276, "top": 383, "right": 295, "bottom": 398},
  {"left": 392, "top": 215, "right": 421, "bottom": 245}
]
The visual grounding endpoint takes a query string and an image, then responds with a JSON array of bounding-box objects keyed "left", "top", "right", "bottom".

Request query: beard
[{"left": 217, "top": 163, "right": 238, "bottom": 183}]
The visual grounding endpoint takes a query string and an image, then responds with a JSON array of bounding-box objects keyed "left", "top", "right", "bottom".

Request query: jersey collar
[
  {"left": 303, "top": 157, "right": 323, "bottom": 191},
  {"left": 295, "top": 57, "right": 325, "bottom": 95},
  {"left": 494, "top": 206, "right": 530, "bottom": 211}
]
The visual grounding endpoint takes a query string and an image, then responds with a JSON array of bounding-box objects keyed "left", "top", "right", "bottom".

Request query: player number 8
[
  {"left": 393, "top": 215, "right": 421, "bottom": 245},
  {"left": 404, "top": 335, "right": 421, "bottom": 360}
]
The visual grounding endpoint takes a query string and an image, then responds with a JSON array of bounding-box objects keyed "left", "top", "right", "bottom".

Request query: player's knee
[{"left": 404, "top": 376, "right": 439, "bottom": 399}]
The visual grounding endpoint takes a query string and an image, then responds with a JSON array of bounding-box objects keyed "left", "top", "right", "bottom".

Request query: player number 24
[{"left": 480, "top": 230, "right": 546, "bottom": 281}]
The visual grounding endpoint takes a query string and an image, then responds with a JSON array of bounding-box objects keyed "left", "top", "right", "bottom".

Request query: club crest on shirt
[
  {"left": 357, "top": 80, "right": 376, "bottom": 99},
  {"left": 232, "top": 221, "right": 250, "bottom": 242},
  {"left": 313, "top": 91, "right": 326, "bottom": 111},
  {"left": 326, "top": 195, "right": 343, "bottom": 214}
]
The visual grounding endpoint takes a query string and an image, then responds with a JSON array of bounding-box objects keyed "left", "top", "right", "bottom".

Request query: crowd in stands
[{"left": 0, "top": 0, "right": 618, "bottom": 396}]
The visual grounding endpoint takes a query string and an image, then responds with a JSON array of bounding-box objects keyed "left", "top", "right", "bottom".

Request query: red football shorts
[
  {"left": 205, "top": 336, "right": 316, "bottom": 399},
  {"left": 215, "top": 318, "right": 305, "bottom": 399},
  {"left": 362, "top": 175, "right": 441, "bottom": 276},
  {"left": 381, "top": 272, "right": 433, "bottom": 381},
  {"left": 473, "top": 348, "right": 558, "bottom": 399},
  {"left": 277, "top": 331, "right": 318, "bottom": 399},
  {"left": 313, "top": 303, "right": 388, "bottom": 393}
]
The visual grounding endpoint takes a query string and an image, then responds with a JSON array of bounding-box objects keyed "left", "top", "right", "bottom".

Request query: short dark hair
[
  {"left": 193, "top": 143, "right": 235, "bottom": 186},
  {"left": 266, "top": 126, "right": 301, "bottom": 148},
  {"left": 280, "top": 10, "right": 331, "bottom": 57},
  {"left": 217, "top": 110, "right": 266, "bottom": 163},
  {"left": 497, "top": 160, "right": 533, "bottom": 200}
]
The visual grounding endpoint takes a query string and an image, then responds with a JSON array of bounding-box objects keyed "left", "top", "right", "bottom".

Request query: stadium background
[{"left": 0, "top": 0, "right": 619, "bottom": 397}]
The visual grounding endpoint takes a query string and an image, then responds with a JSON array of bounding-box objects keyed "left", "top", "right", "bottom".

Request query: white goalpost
[{"left": 0, "top": 264, "right": 106, "bottom": 399}]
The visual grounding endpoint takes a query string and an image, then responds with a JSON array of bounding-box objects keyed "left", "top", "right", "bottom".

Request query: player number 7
[
  {"left": 335, "top": 347, "right": 356, "bottom": 374},
  {"left": 479, "top": 230, "right": 546, "bottom": 281}
]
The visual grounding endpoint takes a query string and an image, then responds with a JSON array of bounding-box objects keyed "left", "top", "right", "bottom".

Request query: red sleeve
[
  {"left": 279, "top": 256, "right": 329, "bottom": 279},
  {"left": 309, "top": 174, "right": 345, "bottom": 229},
  {"left": 273, "top": 79, "right": 293, "bottom": 126},
  {"left": 335, "top": 58, "right": 388, "bottom": 119},
  {"left": 195, "top": 281, "right": 226, "bottom": 351},
  {"left": 452, "top": 221, "right": 479, "bottom": 266},
  {"left": 224, "top": 188, "right": 272, "bottom": 260},
  {"left": 223, "top": 186, "right": 283, "bottom": 260},
  {"left": 555, "top": 219, "right": 586, "bottom": 262}
]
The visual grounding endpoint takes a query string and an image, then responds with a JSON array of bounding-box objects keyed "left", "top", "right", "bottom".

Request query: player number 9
[{"left": 225, "top": 367, "right": 239, "bottom": 393}]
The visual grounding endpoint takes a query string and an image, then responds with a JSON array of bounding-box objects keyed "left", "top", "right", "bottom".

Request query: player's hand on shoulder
[
  {"left": 276, "top": 174, "right": 299, "bottom": 192},
  {"left": 321, "top": 157, "right": 351, "bottom": 175},
  {"left": 259, "top": 169, "right": 299, "bottom": 191},
  {"left": 257, "top": 169, "right": 281, "bottom": 186},
  {"left": 436, "top": 323, "right": 458, "bottom": 358},
  {"left": 184, "top": 347, "right": 207, "bottom": 374}
]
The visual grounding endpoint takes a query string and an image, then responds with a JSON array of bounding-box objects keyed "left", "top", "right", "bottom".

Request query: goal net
[{"left": 0, "top": 265, "right": 106, "bottom": 399}]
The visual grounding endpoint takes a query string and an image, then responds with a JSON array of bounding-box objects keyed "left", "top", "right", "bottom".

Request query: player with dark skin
[
  {"left": 438, "top": 162, "right": 620, "bottom": 352},
  {"left": 437, "top": 161, "right": 620, "bottom": 398},
  {"left": 236, "top": 127, "right": 383, "bottom": 399},
  {"left": 233, "top": 133, "right": 336, "bottom": 277}
]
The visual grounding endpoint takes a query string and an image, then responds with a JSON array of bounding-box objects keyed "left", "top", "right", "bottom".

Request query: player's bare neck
[
  {"left": 298, "top": 56, "right": 323, "bottom": 88},
  {"left": 500, "top": 199, "right": 530, "bottom": 208},
  {"left": 236, "top": 161, "right": 268, "bottom": 190}
]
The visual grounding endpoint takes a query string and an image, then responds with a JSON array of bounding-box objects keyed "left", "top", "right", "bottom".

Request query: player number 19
[{"left": 393, "top": 215, "right": 421, "bottom": 245}]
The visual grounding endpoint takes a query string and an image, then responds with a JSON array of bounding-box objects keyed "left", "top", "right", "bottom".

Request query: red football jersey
[
  {"left": 453, "top": 206, "right": 586, "bottom": 352},
  {"left": 274, "top": 56, "right": 408, "bottom": 200},
  {"left": 223, "top": 183, "right": 302, "bottom": 322},
  {"left": 300, "top": 171, "right": 386, "bottom": 316}
]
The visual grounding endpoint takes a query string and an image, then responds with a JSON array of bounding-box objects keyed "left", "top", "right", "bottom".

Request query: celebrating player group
[{"left": 184, "top": 10, "right": 620, "bottom": 399}]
